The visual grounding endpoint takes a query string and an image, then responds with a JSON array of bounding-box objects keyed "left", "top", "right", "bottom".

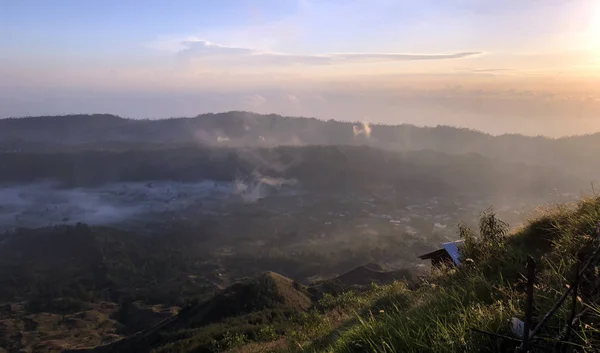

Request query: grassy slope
[
  {"left": 134, "top": 272, "right": 313, "bottom": 353},
  {"left": 315, "top": 197, "right": 600, "bottom": 353},
  {"left": 8, "top": 197, "right": 600, "bottom": 353},
  {"left": 225, "top": 197, "right": 600, "bottom": 353}
]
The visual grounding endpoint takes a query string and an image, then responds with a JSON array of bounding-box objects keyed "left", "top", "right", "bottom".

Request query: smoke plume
[{"left": 353, "top": 122, "right": 372, "bottom": 137}]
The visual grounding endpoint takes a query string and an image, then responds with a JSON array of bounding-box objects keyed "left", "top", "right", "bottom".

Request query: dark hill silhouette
[
  {"left": 310, "top": 263, "right": 426, "bottom": 296},
  {"left": 332, "top": 263, "right": 419, "bottom": 287},
  {"left": 1, "top": 111, "right": 600, "bottom": 178},
  {"left": 64, "top": 266, "right": 421, "bottom": 352},
  {"left": 65, "top": 271, "right": 313, "bottom": 353},
  {"left": 0, "top": 225, "right": 218, "bottom": 306},
  {"left": 0, "top": 145, "right": 583, "bottom": 200},
  {"left": 172, "top": 271, "right": 312, "bottom": 329}
]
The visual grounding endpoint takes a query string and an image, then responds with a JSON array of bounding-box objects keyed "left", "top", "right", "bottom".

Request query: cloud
[
  {"left": 173, "top": 40, "right": 482, "bottom": 66},
  {"left": 287, "top": 94, "right": 300, "bottom": 103},
  {"left": 245, "top": 94, "right": 267, "bottom": 108},
  {"left": 334, "top": 52, "right": 482, "bottom": 62},
  {"left": 467, "top": 68, "right": 513, "bottom": 72},
  {"left": 180, "top": 40, "right": 255, "bottom": 57}
]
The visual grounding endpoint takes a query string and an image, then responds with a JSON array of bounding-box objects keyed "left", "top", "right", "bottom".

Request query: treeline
[{"left": 0, "top": 145, "right": 581, "bottom": 199}]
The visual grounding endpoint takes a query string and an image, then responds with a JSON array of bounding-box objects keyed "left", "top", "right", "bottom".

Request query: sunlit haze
[
  {"left": 4, "top": 3, "right": 600, "bottom": 350},
  {"left": 2, "top": 0, "right": 600, "bottom": 136}
]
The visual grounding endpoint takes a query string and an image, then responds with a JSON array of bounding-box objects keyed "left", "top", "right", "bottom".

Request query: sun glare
[{"left": 589, "top": 2, "right": 600, "bottom": 50}]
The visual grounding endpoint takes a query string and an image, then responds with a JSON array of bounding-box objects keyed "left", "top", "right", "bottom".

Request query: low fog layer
[
  {"left": 0, "top": 179, "right": 298, "bottom": 230},
  {"left": 0, "top": 114, "right": 592, "bottom": 235}
]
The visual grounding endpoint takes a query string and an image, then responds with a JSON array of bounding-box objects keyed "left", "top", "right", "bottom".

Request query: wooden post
[
  {"left": 520, "top": 255, "right": 536, "bottom": 352},
  {"left": 565, "top": 259, "right": 581, "bottom": 343},
  {"left": 555, "top": 256, "right": 583, "bottom": 353},
  {"left": 529, "top": 241, "right": 600, "bottom": 341}
]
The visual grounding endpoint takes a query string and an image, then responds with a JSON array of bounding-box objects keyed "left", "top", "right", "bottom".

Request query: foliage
[
  {"left": 256, "top": 325, "right": 279, "bottom": 342},
  {"left": 210, "top": 331, "right": 248, "bottom": 352},
  {"left": 287, "top": 310, "right": 332, "bottom": 350},
  {"left": 461, "top": 207, "right": 509, "bottom": 264},
  {"left": 322, "top": 197, "right": 600, "bottom": 353}
]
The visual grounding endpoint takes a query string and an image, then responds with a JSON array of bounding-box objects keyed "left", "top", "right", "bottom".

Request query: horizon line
[{"left": 1, "top": 110, "right": 598, "bottom": 140}]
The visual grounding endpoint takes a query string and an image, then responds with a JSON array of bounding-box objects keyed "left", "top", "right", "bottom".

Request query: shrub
[
  {"left": 256, "top": 325, "right": 279, "bottom": 342},
  {"left": 324, "top": 198, "right": 600, "bottom": 352}
]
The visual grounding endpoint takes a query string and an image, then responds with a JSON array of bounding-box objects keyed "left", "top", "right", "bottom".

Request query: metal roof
[
  {"left": 442, "top": 240, "right": 464, "bottom": 265},
  {"left": 418, "top": 240, "right": 464, "bottom": 265},
  {"left": 418, "top": 248, "right": 448, "bottom": 260}
]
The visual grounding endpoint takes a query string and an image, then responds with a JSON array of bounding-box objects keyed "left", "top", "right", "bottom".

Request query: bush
[
  {"left": 461, "top": 208, "right": 509, "bottom": 264},
  {"left": 209, "top": 331, "right": 247, "bottom": 352},
  {"left": 324, "top": 199, "right": 600, "bottom": 352},
  {"left": 256, "top": 325, "right": 279, "bottom": 342}
]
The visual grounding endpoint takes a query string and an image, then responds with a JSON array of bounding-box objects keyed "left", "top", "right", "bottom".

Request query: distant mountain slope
[
  {"left": 1, "top": 112, "right": 600, "bottom": 178},
  {"left": 0, "top": 145, "right": 583, "bottom": 199},
  {"left": 332, "top": 263, "right": 420, "bottom": 288}
]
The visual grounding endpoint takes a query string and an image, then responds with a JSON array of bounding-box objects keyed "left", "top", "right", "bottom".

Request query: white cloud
[
  {"left": 245, "top": 94, "right": 267, "bottom": 108},
  {"left": 164, "top": 39, "right": 482, "bottom": 66}
]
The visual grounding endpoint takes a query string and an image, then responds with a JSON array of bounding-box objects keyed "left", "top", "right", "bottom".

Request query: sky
[{"left": 1, "top": 0, "right": 600, "bottom": 136}]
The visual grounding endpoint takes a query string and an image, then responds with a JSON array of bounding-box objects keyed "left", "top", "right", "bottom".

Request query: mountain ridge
[
  {"left": 2, "top": 111, "right": 600, "bottom": 140},
  {"left": 2, "top": 111, "right": 599, "bottom": 179}
]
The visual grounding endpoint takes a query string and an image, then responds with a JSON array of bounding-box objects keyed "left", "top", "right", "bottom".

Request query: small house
[{"left": 418, "top": 240, "right": 464, "bottom": 267}]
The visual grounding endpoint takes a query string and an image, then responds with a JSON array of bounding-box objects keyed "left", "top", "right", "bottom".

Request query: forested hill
[
  {"left": 0, "top": 145, "right": 583, "bottom": 203},
  {"left": 2, "top": 112, "right": 600, "bottom": 178}
]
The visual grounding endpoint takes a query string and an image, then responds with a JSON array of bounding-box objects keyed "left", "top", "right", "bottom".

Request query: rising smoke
[
  {"left": 233, "top": 171, "right": 298, "bottom": 203},
  {"left": 353, "top": 122, "right": 372, "bottom": 137}
]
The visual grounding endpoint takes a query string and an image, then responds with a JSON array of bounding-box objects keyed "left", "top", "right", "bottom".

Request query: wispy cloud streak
[{"left": 170, "top": 40, "right": 482, "bottom": 66}]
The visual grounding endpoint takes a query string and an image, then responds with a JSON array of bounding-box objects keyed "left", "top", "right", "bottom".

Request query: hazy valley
[{"left": 0, "top": 112, "right": 597, "bottom": 352}]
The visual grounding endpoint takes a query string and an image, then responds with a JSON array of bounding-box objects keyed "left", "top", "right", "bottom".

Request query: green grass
[
  {"left": 316, "top": 196, "right": 600, "bottom": 353},
  {"left": 147, "top": 196, "right": 600, "bottom": 353},
  {"left": 67, "top": 196, "right": 600, "bottom": 353}
]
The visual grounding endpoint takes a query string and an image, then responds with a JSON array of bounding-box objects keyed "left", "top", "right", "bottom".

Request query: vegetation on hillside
[
  {"left": 134, "top": 196, "right": 599, "bottom": 353},
  {"left": 1, "top": 112, "right": 598, "bottom": 352},
  {"left": 0, "top": 145, "right": 580, "bottom": 200},
  {"left": 57, "top": 196, "right": 600, "bottom": 353},
  {"left": 4, "top": 197, "right": 600, "bottom": 352},
  {"left": 311, "top": 197, "right": 600, "bottom": 353}
]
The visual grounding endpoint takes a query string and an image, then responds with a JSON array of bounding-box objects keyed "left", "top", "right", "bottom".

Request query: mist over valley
[{"left": 0, "top": 112, "right": 596, "bottom": 352}]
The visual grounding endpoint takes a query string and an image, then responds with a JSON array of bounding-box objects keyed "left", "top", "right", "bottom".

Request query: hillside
[
  {"left": 218, "top": 197, "right": 600, "bottom": 353},
  {"left": 64, "top": 272, "right": 314, "bottom": 353},
  {"left": 0, "top": 145, "right": 583, "bottom": 201},
  {"left": 330, "top": 263, "right": 420, "bottom": 288},
  {"left": 52, "top": 196, "right": 600, "bottom": 353},
  {"left": 1, "top": 112, "right": 599, "bottom": 178},
  {"left": 0, "top": 225, "right": 220, "bottom": 307},
  {"left": 313, "top": 197, "right": 600, "bottom": 353},
  {"left": 2, "top": 112, "right": 599, "bottom": 353},
  {"left": 173, "top": 271, "right": 313, "bottom": 328},
  {"left": 4, "top": 197, "right": 600, "bottom": 352}
]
